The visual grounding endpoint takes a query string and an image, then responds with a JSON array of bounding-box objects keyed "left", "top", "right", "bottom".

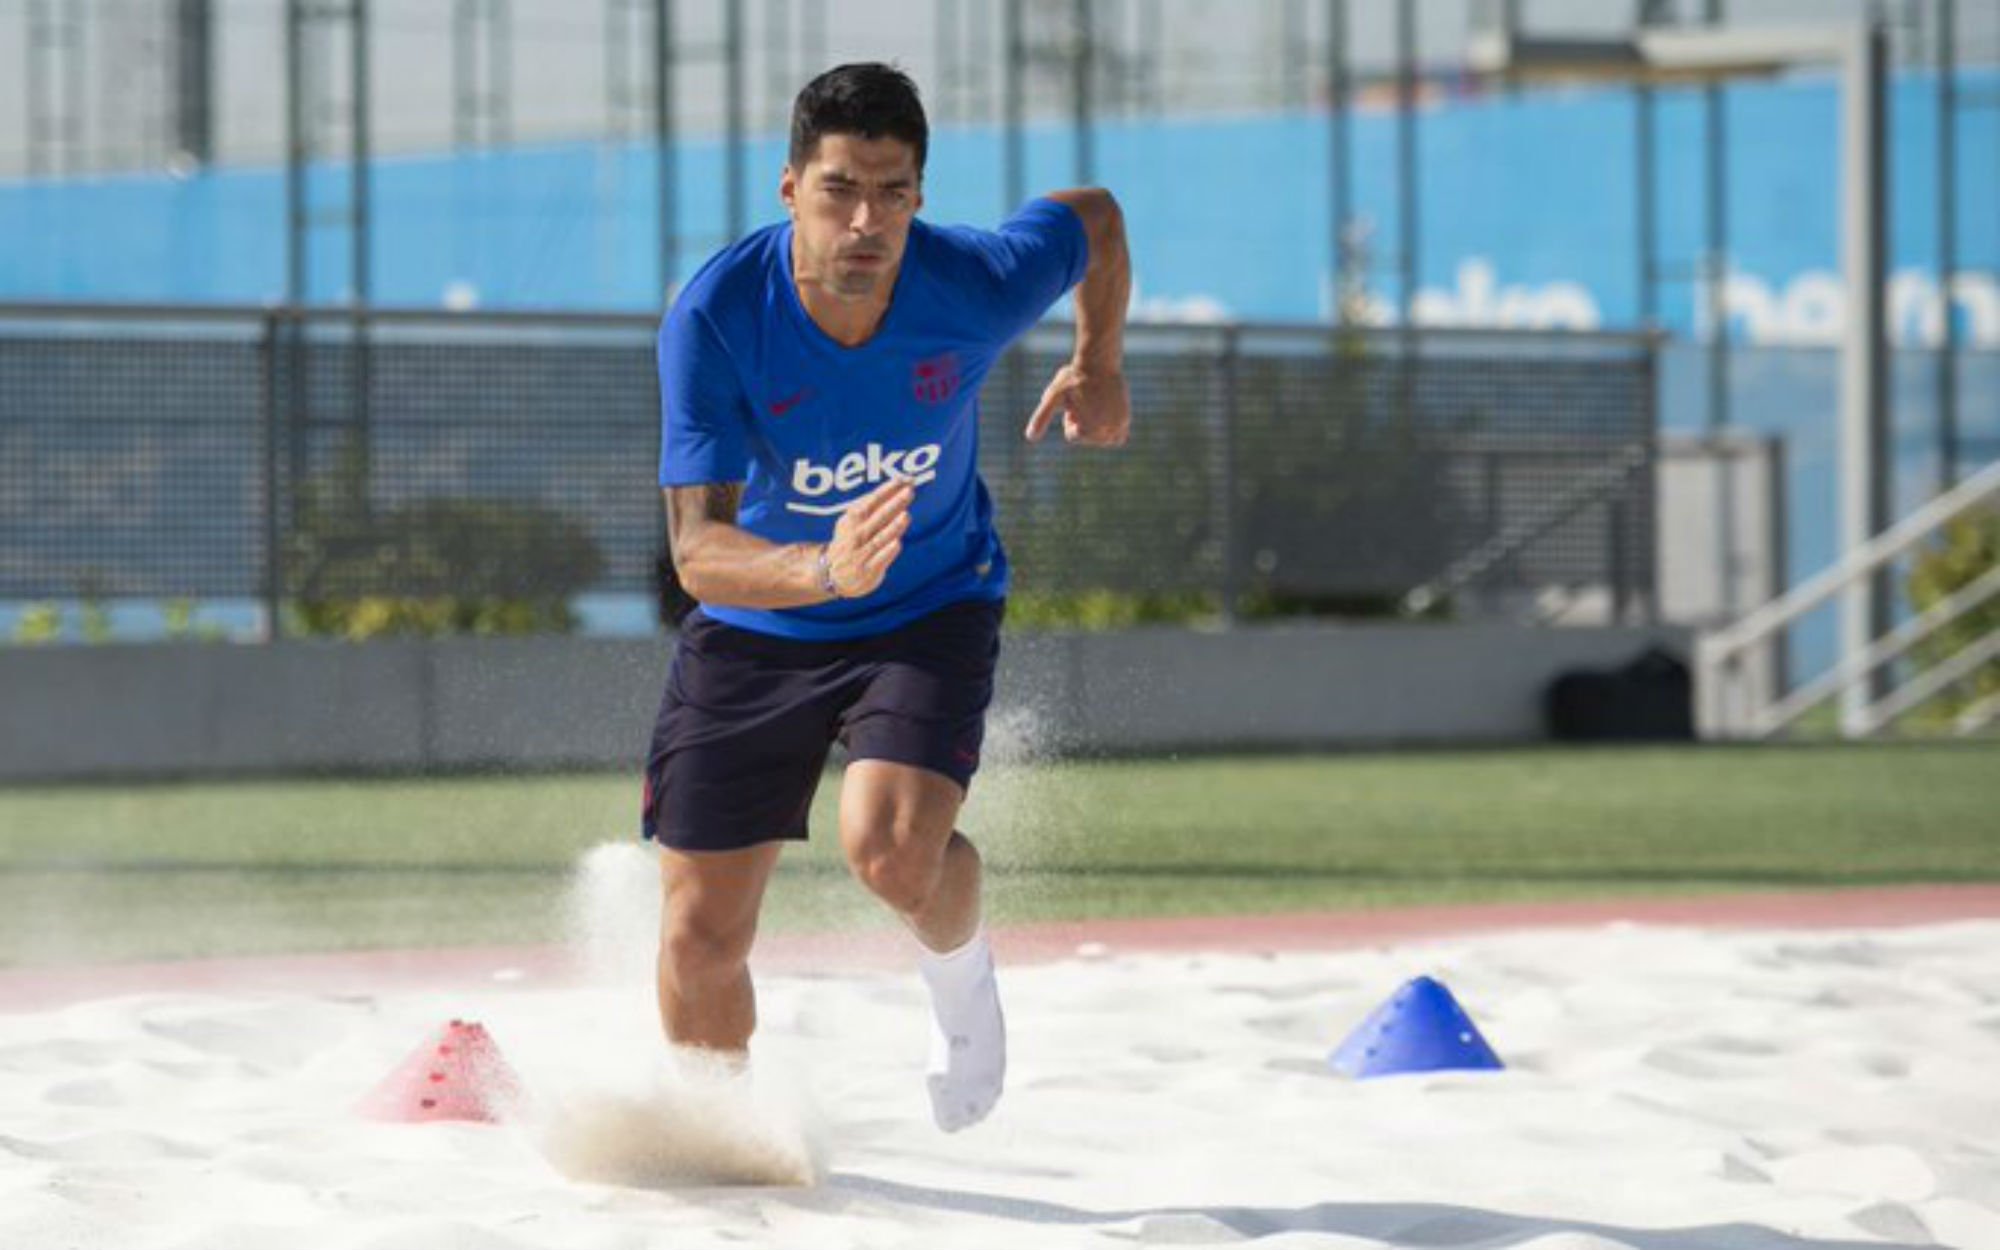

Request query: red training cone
[{"left": 357, "top": 1019, "right": 524, "bottom": 1123}]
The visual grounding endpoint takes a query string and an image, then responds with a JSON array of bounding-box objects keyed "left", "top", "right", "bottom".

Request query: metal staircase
[{"left": 1697, "top": 459, "right": 2000, "bottom": 740}]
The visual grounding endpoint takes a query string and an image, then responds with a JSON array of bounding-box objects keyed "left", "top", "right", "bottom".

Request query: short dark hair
[{"left": 788, "top": 63, "right": 928, "bottom": 174}]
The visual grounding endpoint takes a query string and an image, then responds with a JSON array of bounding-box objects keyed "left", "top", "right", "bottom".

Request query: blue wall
[{"left": 7, "top": 72, "right": 1995, "bottom": 337}]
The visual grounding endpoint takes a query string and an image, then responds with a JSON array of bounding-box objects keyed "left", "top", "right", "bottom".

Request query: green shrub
[
  {"left": 10, "top": 604, "right": 61, "bottom": 645},
  {"left": 1906, "top": 506, "right": 1999, "bottom": 717},
  {"left": 1005, "top": 589, "right": 1223, "bottom": 631},
  {"left": 287, "top": 456, "right": 603, "bottom": 640},
  {"left": 78, "top": 599, "right": 113, "bottom": 644}
]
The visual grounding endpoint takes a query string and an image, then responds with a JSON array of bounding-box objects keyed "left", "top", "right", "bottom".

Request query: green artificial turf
[{"left": 0, "top": 743, "right": 1993, "bottom": 965}]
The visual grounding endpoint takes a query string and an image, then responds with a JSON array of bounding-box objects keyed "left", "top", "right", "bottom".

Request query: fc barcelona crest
[{"left": 912, "top": 352, "right": 963, "bottom": 406}]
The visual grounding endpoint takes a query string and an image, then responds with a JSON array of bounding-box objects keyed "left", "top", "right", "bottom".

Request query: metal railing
[
  {"left": 0, "top": 302, "right": 1659, "bottom": 635},
  {"left": 1400, "top": 437, "right": 1655, "bottom": 622},
  {"left": 1697, "top": 458, "right": 2000, "bottom": 738}
]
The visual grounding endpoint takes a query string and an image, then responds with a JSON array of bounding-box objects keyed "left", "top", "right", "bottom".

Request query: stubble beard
[{"left": 823, "top": 252, "right": 889, "bottom": 301}]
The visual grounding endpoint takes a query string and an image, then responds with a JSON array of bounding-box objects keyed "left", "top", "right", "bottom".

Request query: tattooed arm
[{"left": 664, "top": 477, "right": 915, "bottom": 608}]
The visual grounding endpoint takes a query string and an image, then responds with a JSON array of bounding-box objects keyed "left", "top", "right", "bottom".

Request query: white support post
[{"left": 1838, "top": 21, "right": 1890, "bottom": 737}]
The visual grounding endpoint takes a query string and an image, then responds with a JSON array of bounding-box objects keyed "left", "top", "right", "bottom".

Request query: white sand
[{"left": 4, "top": 912, "right": 1998, "bottom": 1248}]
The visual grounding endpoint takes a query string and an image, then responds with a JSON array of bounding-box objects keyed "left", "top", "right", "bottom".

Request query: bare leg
[
  {"left": 656, "top": 841, "right": 784, "bottom": 1056},
  {"left": 841, "top": 760, "right": 1004, "bottom": 1131},
  {"left": 838, "top": 760, "right": 980, "bottom": 950}
]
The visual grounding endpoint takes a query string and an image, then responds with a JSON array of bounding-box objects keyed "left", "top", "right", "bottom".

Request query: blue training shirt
[{"left": 657, "top": 197, "right": 1089, "bottom": 640}]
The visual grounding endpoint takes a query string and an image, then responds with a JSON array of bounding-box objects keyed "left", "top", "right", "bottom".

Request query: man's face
[{"left": 781, "top": 133, "right": 923, "bottom": 302}]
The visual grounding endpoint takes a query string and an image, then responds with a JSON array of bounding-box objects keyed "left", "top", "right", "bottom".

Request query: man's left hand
[{"left": 1024, "top": 363, "right": 1130, "bottom": 447}]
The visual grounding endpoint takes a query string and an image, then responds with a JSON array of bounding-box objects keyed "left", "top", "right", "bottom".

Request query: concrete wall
[{"left": 0, "top": 624, "right": 1690, "bottom": 782}]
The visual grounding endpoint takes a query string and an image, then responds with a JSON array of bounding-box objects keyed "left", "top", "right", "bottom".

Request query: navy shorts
[{"left": 640, "top": 597, "right": 1004, "bottom": 853}]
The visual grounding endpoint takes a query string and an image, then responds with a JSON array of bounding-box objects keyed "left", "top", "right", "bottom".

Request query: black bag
[{"left": 1544, "top": 646, "right": 1695, "bottom": 742}]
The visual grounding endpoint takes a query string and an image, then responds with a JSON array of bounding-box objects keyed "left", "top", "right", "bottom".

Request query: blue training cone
[{"left": 1329, "top": 975, "right": 1504, "bottom": 1079}]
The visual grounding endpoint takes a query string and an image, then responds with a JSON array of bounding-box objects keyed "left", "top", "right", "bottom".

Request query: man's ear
[{"left": 779, "top": 165, "right": 799, "bottom": 217}]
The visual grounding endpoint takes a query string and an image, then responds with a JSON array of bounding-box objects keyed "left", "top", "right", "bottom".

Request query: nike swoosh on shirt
[{"left": 768, "top": 388, "right": 813, "bottom": 417}]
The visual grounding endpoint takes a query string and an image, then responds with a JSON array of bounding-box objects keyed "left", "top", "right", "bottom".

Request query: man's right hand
[{"left": 823, "top": 478, "right": 915, "bottom": 599}]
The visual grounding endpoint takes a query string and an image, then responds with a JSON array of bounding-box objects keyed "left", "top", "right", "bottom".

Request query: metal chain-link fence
[{"left": 0, "top": 305, "right": 1656, "bottom": 632}]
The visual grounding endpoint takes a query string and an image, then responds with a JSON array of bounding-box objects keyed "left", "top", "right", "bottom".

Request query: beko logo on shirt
[{"left": 787, "top": 443, "right": 941, "bottom": 514}]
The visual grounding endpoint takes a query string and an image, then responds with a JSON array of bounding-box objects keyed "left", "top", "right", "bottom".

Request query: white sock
[{"left": 916, "top": 927, "right": 1006, "bottom": 1133}]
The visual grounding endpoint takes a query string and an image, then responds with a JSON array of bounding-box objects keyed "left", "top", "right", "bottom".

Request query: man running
[{"left": 643, "top": 62, "right": 1130, "bottom": 1132}]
